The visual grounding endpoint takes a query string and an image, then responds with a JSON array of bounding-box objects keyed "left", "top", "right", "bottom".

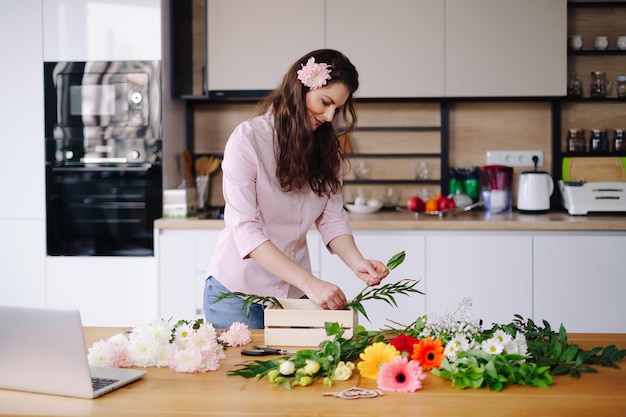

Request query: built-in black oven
[
  {"left": 44, "top": 61, "right": 163, "bottom": 256},
  {"left": 46, "top": 164, "right": 162, "bottom": 256}
]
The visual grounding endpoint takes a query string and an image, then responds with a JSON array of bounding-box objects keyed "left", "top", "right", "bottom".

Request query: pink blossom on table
[
  {"left": 218, "top": 322, "right": 251, "bottom": 347},
  {"left": 169, "top": 347, "right": 204, "bottom": 373},
  {"left": 296, "top": 57, "right": 332, "bottom": 90},
  {"left": 87, "top": 339, "right": 119, "bottom": 368},
  {"left": 377, "top": 356, "right": 426, "bottom": 393}
]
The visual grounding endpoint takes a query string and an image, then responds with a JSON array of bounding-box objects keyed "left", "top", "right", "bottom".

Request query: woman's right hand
[{"left": 302, "top": 278, "right": 347, "bottom": 310}]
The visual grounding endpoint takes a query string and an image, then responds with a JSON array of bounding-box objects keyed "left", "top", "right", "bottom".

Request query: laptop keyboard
[{"left": 92, "top": 377, "right": 119, "bottom": 391}]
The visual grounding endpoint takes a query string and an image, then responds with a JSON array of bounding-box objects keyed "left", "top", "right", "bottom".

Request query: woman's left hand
[{"left": 354, "top": 259, "right": 389, "bottom": 286}]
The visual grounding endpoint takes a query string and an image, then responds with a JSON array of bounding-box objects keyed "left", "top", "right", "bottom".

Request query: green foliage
[
  {"left": 345, "top": 279, "right": 424, "bottom": 322},
  {"left": 432, "top": 349, "right": 553, "bottom": 391},
  {"left": 345, "top": 250, "right": 424, "bottom": 322},
  {"left": 228, "top": 322, "right": 384, "bottom": 388},
  {"left": 493, "top": 315, "right": 626, "bottom": 379},
  {"left": 212, "top": 292, "right": 283, "bottom": 318}
]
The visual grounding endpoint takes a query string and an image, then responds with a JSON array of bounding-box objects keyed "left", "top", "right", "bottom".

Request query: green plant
[
  {"left": 494, "top": 315, "right": 626, "bottom": 378},
  {"left": 228, "top": 322, "right": 384, "bottom": 389}
]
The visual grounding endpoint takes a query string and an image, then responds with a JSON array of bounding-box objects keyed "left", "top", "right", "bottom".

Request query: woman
[{"left": 204, "top": 49, "right": 389, "bottom": 329}]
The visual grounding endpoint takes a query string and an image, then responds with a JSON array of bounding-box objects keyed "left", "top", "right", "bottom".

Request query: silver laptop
[{"left": 0, "top": 304, "right": 146, "bottom": 399}]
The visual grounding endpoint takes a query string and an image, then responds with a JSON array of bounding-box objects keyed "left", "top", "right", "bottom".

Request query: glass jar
[
  {"left": 589, "top": 129, "right": 609, "bottom": 153},
  {"left": 617, "top": 76, "right": 626, "bottom": 99},
  {"left": 567, "top": 71, "right": 583, "bottom": 98},
  {"left": 614, "top": 129, "right": 626, "bottom": 152},
  {"left": 590, "top": 71, "right": 610, "bottom": 98},
  {"left": 567, "top": 128, "right": 586, "bottom": 152}
]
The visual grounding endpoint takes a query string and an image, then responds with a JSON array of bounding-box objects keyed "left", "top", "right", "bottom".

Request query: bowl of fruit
[{"left": 404, "top": 194, "right": 480, "bottom": 217}]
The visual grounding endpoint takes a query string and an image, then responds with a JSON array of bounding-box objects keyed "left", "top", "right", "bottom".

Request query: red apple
[
  {"left": 407, "top": 196, "right": 425, "bottom": 212},
  {"left": 438, "top": 196, "right": 456, "bottom": 211}
]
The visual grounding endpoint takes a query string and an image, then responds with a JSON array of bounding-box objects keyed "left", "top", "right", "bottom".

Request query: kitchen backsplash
[{"left": 191, "top": 101, "right": 552, "bottom": 207}]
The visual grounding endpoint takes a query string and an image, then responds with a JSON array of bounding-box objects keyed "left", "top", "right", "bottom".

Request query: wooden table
[{"left": 1, "top": 329, "right": 625, "bottom": 416}]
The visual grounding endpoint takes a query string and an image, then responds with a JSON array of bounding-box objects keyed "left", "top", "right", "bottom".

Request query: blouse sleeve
[{"left": 221, "top": 123, "right": 270, "bottom": 259}]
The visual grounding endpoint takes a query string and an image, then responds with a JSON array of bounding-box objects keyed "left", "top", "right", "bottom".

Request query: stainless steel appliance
[{"left": 44, "top": 61, "right": 163, "bottom": 256}]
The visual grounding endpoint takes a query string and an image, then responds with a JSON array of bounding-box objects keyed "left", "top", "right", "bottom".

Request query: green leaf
[
  {"left": 561, "top": 344, "right": 579, "bottom": 363},
  {"left": 386, "top": 250, "right": 406, "bottom": 270}
]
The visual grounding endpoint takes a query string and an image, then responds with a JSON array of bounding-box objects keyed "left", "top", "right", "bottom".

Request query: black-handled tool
[{"left": 240, "top": 345, "right": 294, "bottom": 356}]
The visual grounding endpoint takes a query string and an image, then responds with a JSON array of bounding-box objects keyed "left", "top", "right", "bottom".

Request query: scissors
[{"left": 240, "top": 345, "right": 295, "bottom": 356}]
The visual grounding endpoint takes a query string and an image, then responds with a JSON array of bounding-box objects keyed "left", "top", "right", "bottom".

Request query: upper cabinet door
[
  {"left": 445, "top": 0, "right": 566, "bottom": 97},
  {"left": 207, "top": 0, "right": 324, "bottom": 92},
  {"left": 43, "top": 0, "right": 162, "bottom": 61},
  {"left": 326, "top": 0, "right": 444, "bottom": 98}
]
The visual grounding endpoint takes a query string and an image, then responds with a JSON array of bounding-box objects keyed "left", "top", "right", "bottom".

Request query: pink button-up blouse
[{"left": 206, "top": 111, "right": 353, "bottom": 299}]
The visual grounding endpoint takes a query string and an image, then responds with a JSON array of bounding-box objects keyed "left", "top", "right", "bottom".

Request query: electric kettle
[{"left": 517, "top": 170, "right": 554, "bottom": 212}]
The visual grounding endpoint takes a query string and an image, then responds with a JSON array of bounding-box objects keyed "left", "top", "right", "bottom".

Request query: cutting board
[{"left": 562, "top": 157, "right": 626, "bottom": 182}]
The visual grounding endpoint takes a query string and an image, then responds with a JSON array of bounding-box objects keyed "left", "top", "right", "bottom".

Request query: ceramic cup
[
  {"left": 569, "top": 34, "right": 583, "bottom": 51},
  {"left": 594, "top": 36, "right": 609, "bottom": 51},
  {"left": 617, "top": 36, "right": 626, "bottom": 50}
]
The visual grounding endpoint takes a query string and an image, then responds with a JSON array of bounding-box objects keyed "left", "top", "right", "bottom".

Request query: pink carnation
[
  {"left": 297, "top": 57, "right": 332, "bottom": 90},
  {"left": 218, "top": 322, "right": 251, "bottom": 347}
]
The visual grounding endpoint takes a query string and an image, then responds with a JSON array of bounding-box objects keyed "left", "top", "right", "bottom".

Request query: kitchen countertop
[
  {"left": 154, "top": 209, "right": 626, "bottom": 231},
  {"left": 1, "top": 328, "right": 624, "bottom": 417}
]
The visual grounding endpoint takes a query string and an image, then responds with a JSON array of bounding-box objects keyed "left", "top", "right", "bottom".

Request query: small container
[
  {"left": 590, "top": 71, "right": 613, "bottom": 98},
  {"left": 614, "top": 129, "right": 626, "bottom": 152},
  {"left": 567, "top": 71, "right": 583, "bottom": 98},
  {"left": 567, "top": 128, "right": 586, "bottom": 152},
  {"left": 569, "top": 34, "right": 583, "bottom": 51},
  {"left": 617, "top": 76, "right": 626, "bottom": 98},
  {"left": 594, "top": 36, "right": 609, "bottom": 51},
  {"left": 589, "top": 129, "right": 609, "bottom": 153}
]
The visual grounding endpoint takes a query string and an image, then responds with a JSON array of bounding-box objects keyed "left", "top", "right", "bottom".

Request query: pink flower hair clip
[{"left": 297, "top": 57, "right": 332, "bottom": 90}]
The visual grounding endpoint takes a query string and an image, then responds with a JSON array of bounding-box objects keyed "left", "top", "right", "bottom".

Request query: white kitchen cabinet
[
  {"left": 326, "top": 0, "right": 444, "bottom": 98},
  {"left": 207, "top": 0, "right": 324, "bottom": 92},
  {"left": 533, "top": 233, "right": 626, "bottom": 333},
  {"left": 320, "top": 231, "right": 427, "bottom": 331},
  {"left": 43, "top": 0, "right": 162, "bottom": 61},
  {"left": 425, "top": 233, "right": 533, "bottom": 328},
  {"left": 156, "top": 228, "right": 219, "bottom": 321},
  {"left": 445, "top": 0, "right": 566, "bottom": 97},
  {"left": 46, "top": 256, "right": 158, "bottom": 326},
  {"left": 0, "top": 0, "right": 47, "bottom": 308},
  {"left": 157, "top": 227, "right": 323, "bottom": 322},
  {"left": 0, "top": 0, "right": 45, "bottom": 221},
  {"left": 0, "top": 220, "right": 46, "bottom": 306}
]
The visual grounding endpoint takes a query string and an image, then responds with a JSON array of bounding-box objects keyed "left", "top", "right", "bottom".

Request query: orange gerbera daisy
[
  {"left": 411, "top": 337, "right": 445, "bottom": 370},
  {"left": 357, "top": 342, "right": 399, "bottom": 379}
]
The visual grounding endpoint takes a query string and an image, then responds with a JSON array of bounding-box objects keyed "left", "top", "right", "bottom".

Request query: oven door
[{"left": 46, "top": 164, "right": 162, "bottom": 256}]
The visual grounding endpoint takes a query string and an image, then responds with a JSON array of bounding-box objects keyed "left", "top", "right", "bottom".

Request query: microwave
[
  {"left": 45, "top": 61, "right": 161, "bottom": 130},
  {"left": 44, "top": 61, "right": 162, "bottom": 164}
]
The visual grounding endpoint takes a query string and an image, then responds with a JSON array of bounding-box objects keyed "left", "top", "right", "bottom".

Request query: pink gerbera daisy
[{"left": 377, "top": 356, "right": 426, "bottom": 393}]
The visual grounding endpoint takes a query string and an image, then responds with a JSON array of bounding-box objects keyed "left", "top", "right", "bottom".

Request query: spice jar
[
  {"left": 589, "top": 129, "right": 609, "bottom": 153},
  {"left": 590, "top": 71, "right": 613, "bottom": 98},
  {"left": 617, "top": 76, "right": 626, "bottom": 98},
  {"left": 614, "top": 129, "right": 626, "bottom": 152},
  {"left": 567, "top": 128, "right": 586, "bottom": 152},
  {"left": 567, "top": 71, "right": 583, "bottom": 97}
]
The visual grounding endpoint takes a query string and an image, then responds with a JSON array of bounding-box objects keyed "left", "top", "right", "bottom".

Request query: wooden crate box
[{"left": 264, "top": 299, "right": 357, "bottom": 347}]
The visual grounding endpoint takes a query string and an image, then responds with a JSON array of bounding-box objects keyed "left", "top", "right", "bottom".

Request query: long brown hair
[{"left": 258, "top": 49, "right": 359, "bottom": 197}]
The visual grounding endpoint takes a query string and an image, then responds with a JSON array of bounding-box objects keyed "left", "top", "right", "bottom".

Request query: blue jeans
[{"left": 203, "top": 276, "right": 265, "bottom": 329}]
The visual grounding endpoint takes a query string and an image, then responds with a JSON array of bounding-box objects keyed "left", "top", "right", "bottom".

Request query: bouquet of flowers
[
  {"left": 87, "top": 319, "right": 251, "bottom": 373},
  {"left": 228, "top": 297, "right": 626, "bottom": 392}
]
